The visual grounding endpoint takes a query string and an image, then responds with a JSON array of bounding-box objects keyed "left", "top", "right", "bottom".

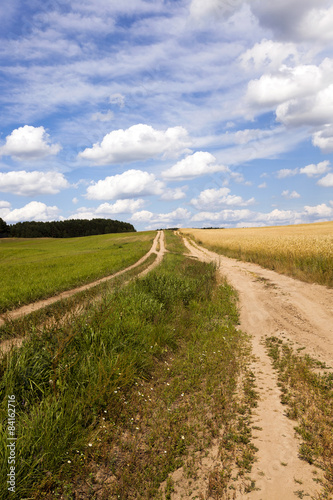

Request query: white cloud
[
  {"left": 96, "top": 199, "right": 145, "bottom": 214},
  {"left": 276, "top": 168, "right": 299, "bottom": 178},
  {"left": 131, "top": 207, "right": 191, "bottom": 227},
  {"left": 160, "top": 187, "right": 187, "bottom": 201},
  {"left": 297, "top": 5, "right": 333, "bottom": 42},
  {"left": 233, "top": 128, "right": 274, "bottom": 144},
  {"left": 69, "top": 199, "right": 145, "bottom": 220},
  {"left": 91, "top": 110, "right": 114, "bottom": 122},
  {"left": 4, "top": 201, "right": 60, "bottom": 223},
  {"left": 312, "top": 126, "right": 333, "bottom": 153},
  {"left": 250, "top": 0, "right": 330, "bottom": 41},
  {"left": 299, "top": 160, "right": 330, "bottom": 177},
  {"left": 190, "top": 187, "right": 255, "bottom": 210},
  {"left": 240, "top": 39, "right": 298, "bottom": 72},
  {"left": 304, "top": 203, "right": 333, "bottom": 217},
  {"left": 0, "top": 126, "right": 61, "bottom": 160},
  {"left": 0, "top": 200, "right": 11, "bottom": 219},
  {"left": 162, "top": 152, "right": 229, "bottom": 180},
  {"left": 191, "top": 209, "right": 252, "bottom": 223},
  {"left": 78, "top": 124, "right": 191, "bottom": 164},
  {"left": 258, "top": 182, "right": 267, "bottom": 188},
  {"left": 317, "top": 173, "right": 333, "bottom": 187},
  {"left": 109, "top": 93, "right": 125, "bottom": 108},
  {"left": 190, "top": 0, "right": 244, "bottom": 21},
  {"left": 0, "top": 170, "right": 69, "bottom": 196},
  {"left": 247, "top": 64, "right": 323, "bottom": 109},
  {"left": 276, "top": 82, "right": 333, "bottom": 127},
  {"left": 86, "top": 169, "right": 164, "bottom": 200},
  {"left": 282, "top": 190, "right": 300, "bottom": 199}
]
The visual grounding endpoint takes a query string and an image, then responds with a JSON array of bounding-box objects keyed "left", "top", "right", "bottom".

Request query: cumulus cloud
[
  {"left": 317, "top": 173, "right": 333, "bottom": 187},
  {"left": 0, "top": 200, "right": 11, "bottom": 218},
  {"left": 191, "top": 209, "right": 252, "bottom": 223},
  {"left": 247, "top": 64, "right": 323, "bottom": 109},
  {"left": 282, "top": 190, "right": 300, "bottom": 199},
  {"left": 190, "top": 187, "right": 255, "bottom": 210},
  {"left": 91, "top": 110, "right": 114, "bottom": 122},
  {"left": 276, "top": 168, "right": 299, "bottom": 178},
  {"left": 160, "top": 187, "right": 187, "bottom": 201},
  {"left": 276, "top": 161, "right": 330, "bottom": 181},
  {"left": 162, "top": 152, "right": 229, "bottom": 180},
  {"left": 0, "top": 126, "right": 61, "bottom": 160},
  {"left": 4, "top": 201, "right": 60, "bottom": 223},
  {"left": 96, "top": 199, "right": 145, "bottom": 214},
  {"left": 78, "top": 124, "right": 192, "bottom": 164},
  {"left": 0, "top": 170, "right": 70, "bottom": 196},
  {"left": 240, "top": 39, "right": 298, "bottom": 72},
  {"left": 299, "top": 160, "right": 330, "bottom": 177},
  {"left": 250, "top": 0, "right": 330, "bottom": 41},
  {"left": 304, "top": 203, "right": 333, "bottom": 217},
  {"left": 276, "top": 83, "right": 333, "bottom": 127},
  {"left": 86, "top": 169, "right": 164, "bottom": 200},
  {"left": 69, "top": 199, "right": 145, "bottom": 220},
  {"left": 312, "top": 126, "right": 333, "bottom": 153},
  {"left": 131, "top": 207, "right": 191, "bottom": 227}
]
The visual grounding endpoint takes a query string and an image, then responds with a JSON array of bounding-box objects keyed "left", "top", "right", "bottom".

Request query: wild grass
[
  {"left": 0, "top": 253, "right": 158, "bottom": 342},
  {"left": 181, "top": 221, "right": 333, "bottom": 287},
  {"left": 0, "top": 231, "right": 255, "bottom": 499},
  {"left": 265, "top": 337, "right": 333, "bottom": 498},
  {"left": 0, "top": 231, "right": 155, "bottom": 313}
]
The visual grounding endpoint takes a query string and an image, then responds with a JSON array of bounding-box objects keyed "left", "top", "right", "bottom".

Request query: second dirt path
[{"left": 183, "top": 236, "right": 333, "bottom": 500}]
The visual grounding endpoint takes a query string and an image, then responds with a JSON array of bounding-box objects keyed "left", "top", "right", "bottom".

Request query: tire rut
[{"left": 182, "top": 236, "right": 331, "bottom": 499}]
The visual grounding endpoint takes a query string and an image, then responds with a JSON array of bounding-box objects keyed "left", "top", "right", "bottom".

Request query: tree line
[{"left": 0, "top": 218, "right": 135, "bottom": 238}]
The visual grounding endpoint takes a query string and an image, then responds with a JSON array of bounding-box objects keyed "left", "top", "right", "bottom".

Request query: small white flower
[
  {"left": 68, "top": 460, "right": 71, "bottom": 463},
  {"left": 88, "top": 443, "right": 92, "bottom": 447},
  {"left": 181, "top": 435, "right": 185, "bottom": 440}
]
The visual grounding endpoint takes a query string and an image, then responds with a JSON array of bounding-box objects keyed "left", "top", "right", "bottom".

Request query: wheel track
[{"left": 182, "top": 235, "right": 332, "bottom": 499}]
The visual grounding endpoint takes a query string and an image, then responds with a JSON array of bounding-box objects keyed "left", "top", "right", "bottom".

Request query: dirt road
[
  {"left": 0, "top": 231, "right": 165, "bottom": 355},
  {"left": 183, "top": 236, "right": 333, "bottom": 499}
]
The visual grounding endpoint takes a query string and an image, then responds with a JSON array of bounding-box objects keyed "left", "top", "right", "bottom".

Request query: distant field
[
  {"left": 0, "top": 231, "right": 155, "bottom": 313},
  {"left": 181, "top": 221, "right": 333, "bottom": 287}
]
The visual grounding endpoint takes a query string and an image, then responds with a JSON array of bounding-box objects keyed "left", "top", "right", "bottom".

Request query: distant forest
[{"left": 0, "top": 218, "right": 135, "bottom": 238}]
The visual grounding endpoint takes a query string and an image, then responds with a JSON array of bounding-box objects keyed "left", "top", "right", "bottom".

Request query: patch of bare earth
[
  {"left": 166, "top": 236, "right": 333, "bottom": 500},
  {"left": 0, "top": 231, "right": 165, "bottom": 356}
]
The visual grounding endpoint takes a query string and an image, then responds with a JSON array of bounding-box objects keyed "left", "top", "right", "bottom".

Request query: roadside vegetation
[
  {"left": 181, "top": 221, "right": 333, "bottom": 287},
  {"left": 0, "top": 230, "right": 257, "bottom": 499},
  {"left": 265, "top": 337, "right": 333, "bottom": 498},
  {"left": 0, "top": 231, "right": 155, "bottom": 313}
]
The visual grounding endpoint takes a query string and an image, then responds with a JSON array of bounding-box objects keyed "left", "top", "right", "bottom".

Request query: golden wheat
[{"left": 180, "top": 221, "right": 333, "bottom": 287}]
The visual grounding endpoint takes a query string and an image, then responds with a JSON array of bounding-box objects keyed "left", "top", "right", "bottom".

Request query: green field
[
  {"left": 0, "top": 231, "right": 256, "bottom": 498},
  {"left": 0, "top": 231, "right": 155, "bottom": 313}
]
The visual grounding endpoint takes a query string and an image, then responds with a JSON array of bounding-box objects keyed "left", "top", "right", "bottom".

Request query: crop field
[
  {"left": 181, "top": 221, "right": 333, "bottom": 287},
  {"left": 0, "top": 231, "right": 155, "bottom": 313}
]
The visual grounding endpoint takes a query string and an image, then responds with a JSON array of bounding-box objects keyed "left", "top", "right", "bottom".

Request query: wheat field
[{"left": 181, "top": 221, "right": 333, "bottom": 287}]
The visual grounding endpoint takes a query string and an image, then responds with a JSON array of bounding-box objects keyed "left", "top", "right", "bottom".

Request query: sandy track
[
  {"left": 0, "top": 231, "right": 165, "bottom": 355},
  {"left": 182, "top": 236, "right": 333, "bottom": 499}
]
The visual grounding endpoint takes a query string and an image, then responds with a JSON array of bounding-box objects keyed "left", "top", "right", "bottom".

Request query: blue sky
[{"left": 0, "top": 0, "right": 333, "bottom": 230}]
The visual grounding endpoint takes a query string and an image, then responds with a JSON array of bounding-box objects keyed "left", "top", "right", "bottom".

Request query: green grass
[
  {"left": 0, "top": 231, "right": 155, "bottom": 313},
  {"left": 0, "top": 231, "right": 256, "bottom": 499},
  {"left": 265, "top": 337, "right": 333, "bottom": 498}
]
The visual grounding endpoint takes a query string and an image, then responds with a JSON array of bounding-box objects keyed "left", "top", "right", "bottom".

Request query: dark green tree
[{"left": 0, "top": 217, "right": 9, "bottom": 238}]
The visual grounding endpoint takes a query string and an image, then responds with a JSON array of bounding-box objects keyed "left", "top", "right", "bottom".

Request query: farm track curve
[
  {"left": 0, "top": 230, "right": 166, "bottom": 355},
  {"left": 181, "top": 235, "right": 333, "bottom": 500}
]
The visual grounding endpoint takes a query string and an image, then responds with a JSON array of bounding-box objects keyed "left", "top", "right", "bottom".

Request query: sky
[{"left": 0, "top": 0, "right": 333, "bottom": 231}]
